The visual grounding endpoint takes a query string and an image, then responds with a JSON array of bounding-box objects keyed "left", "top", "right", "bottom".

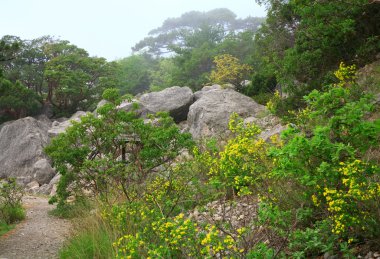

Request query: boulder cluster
[{"left": 0, "top": 85, "right": 284, "bottom": 194}]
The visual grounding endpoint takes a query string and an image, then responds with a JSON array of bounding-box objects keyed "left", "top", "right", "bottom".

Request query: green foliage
[
  {"left": 59, "top": 220, "right": 115, "bottom": 259},
  {"left": 0, "top": 35, "right": 122, "bottom": 121},
  {"left": 0, "top": 222, "right": 15, "bottom": 236},
  {"left": 133, "top": 8, "right": 264, "bottom": 57},
  {"left": 116, "top": 54, "right": 156, "bottom": 95},
  {"left": 45, "top": 88, "right": 194, "bottom": 209},
  {"left": 0, "top": 77, "right": 42, "bottom": 123},
  {"left": 0, "top": 178, "right": 25, "bottom": 225},
  {"left": 253, "top": 0, "right": 380, "bottom": 95}
]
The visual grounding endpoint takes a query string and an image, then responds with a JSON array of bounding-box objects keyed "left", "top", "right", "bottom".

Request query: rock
[
  {"left": 96, "top": 99, "right": 109, "bottom": 110},
  {"left": 194, "top": 84, "right": 222, "bottom": 100},
  {"left": 93, "top": 99, "right": 109, "bottom": 116},
  {"left": 48, "top": 111, "right": 87, "bottom": 137},
  {"left": 244, "top": 114, "right": 286, "bottom": 141},
  {"left": 26, "top": 181, "right": 40, "bottom": 193},
  {"left": 259, "top": 124, "right": 287, "bottom": 141},
  {"left": 50, "top": 184, "right": 58, "bottom": 196},
  {"left": 178, "top": 120, "right": 189, "bottom": 133},
  {"left": 365, "top": 251, "right": 374, "bottom": 259},
  {"left": 36, "top": 174, "right": 61, "bottom": 196},
  {"left": 35, "top": 115, "right": 52, "bottom": 127},
  {"left": 139, "top": 86, "right": 194, "bottom": 122},
  {"left": 117, "top": 100, "right": 151, "bottom": 117},
  {"left": 0, "top": 117, "right": 53, "bottom": 185},
  {"left": 188, "top": 87, "right": 265, "bottom": 139},
  {"left": 32, "top": 159, "right": 56, "bottom": 185},
  {"left": 240, "top": 80, "right": 251, "bottom": 88}
]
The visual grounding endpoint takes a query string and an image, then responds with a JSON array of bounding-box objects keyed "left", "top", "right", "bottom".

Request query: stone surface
[
  {"left": 48, "top": 111, "right": 87, "bottom": 137},
  {"left": 188, "top": 87, "right": 265, "bottom": 139},
  {"left": 244, "top": 114, "right": 287, "bottom": 141},
  {"left": 32, "top": 158, "right": 56, "bottom": 185},
  {"left": 26, "top": 181, "right": 40, "bottom": 193},
  {"left": 188, "top": 197, "right": 258, "bottom": 229},
  {"left": 139, "top": 86, "right": 194, "bottom": 122},
  {"left": 37, "top": 173, "right": 61, "bottom": 196},
  {"left": 0, "top": 196, "right": 71, "bottom": 259},
  {"left": 117, "top": 99, "right": 151, "bottom": 118},
  {"left": 194, "top": 84, "right": 222, "bottom": 100},
  {"left": 0, "top": 117, "right": 53, "bottom": 185}
]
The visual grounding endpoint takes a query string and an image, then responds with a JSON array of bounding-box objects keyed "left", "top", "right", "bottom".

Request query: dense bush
[{"left": 0, "top": 178, "right": 25, "bottom": 225}]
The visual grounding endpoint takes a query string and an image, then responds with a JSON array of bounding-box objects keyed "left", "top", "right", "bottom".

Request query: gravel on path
[{"left": 0, "top": 196, "right": 71, "bottom": 259}]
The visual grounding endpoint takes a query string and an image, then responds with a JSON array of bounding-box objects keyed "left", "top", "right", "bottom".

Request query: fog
[{"left": 0, "top": 0, "right": 266, "bottom": 60}]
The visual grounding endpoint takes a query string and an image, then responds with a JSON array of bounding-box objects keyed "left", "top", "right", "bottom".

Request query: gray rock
[
  {"left": 139, "top": 86, "right": 194, "bottom": 122},
  {"left": 117, "top": 100, "right": 151, "bottom": 118},
  {"left": 32, "top": 159, "right": 55, "bottom": 185},
  {"left": 194, "top": 84, "right": 222, "bottom": 100},
  {"left": 0, "top": 117, "right": 53, "bottom": 185},
  {"left": 93, "top": 99, "right": 109, "bottom": 116},
  {"left": 188, "top": 88, "right": 265, "bottom": 139},
  {"left": 259, "top": 124, "right": 287, "bottom": 141},
  {"left": 26, "top": 181, "right": 40, "bottom": 194},
  {"left": 36, "top": 173, "right": 61, "bottom": 196},
  {"left": 48, "top": 111, "right": 87, "bottom": 137}
]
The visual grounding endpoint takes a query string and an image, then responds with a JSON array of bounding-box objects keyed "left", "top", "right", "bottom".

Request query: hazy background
[{"left": 0, "top": 0, "right": 266, "bottom": 60}]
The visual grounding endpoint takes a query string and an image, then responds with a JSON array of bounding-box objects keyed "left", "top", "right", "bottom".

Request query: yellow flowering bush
[
  {"left": 266, "top": 90, "right": 281, "bottom": 114},
  {"left": 322, "top": 160, "right": 380, "bottom": 237},
  {"left": 334, "top": 62, "right": 357, "bottom": 85},
  {"left": 208, "top": 113, "right": 273, "bottom": 196},
  {"left": 114, "top": 212, "right": 244, "bottom": 258},
  {"left": 209, "top": 54, "right": 253, "bottom": 86}
]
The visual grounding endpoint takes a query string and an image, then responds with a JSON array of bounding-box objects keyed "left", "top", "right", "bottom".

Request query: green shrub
[
  {"left": 45, "top": 88, "right": 194, "bottom": 210},
  {"left": 0, "top": 178, "right": 25, "bottom": 225}
]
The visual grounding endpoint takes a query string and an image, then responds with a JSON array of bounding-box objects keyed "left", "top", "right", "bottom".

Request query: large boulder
[
  {"left": 48, "top": 111, "right": 87, "bottom": 137},
  {"left": 0, "top": 117, "right": 55, "bottom": 185},
  {"left": 188, "top": 86, "right": 265, "bottom": 139},
  {"left": 117, "top": 99, "right": 151, "bottom": 118},
  {"left": 139, "top": 86, "right": 194, "bottom": 122}
]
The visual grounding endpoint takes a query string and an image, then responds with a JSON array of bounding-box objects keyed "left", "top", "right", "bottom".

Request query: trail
[{"left": 0, "top": 196, "right": 71, "bottom": 259}]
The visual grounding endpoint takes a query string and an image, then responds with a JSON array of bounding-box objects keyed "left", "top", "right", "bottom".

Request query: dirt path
[{"left": 0, "top": 196, "right": 71, "bottom": 259}]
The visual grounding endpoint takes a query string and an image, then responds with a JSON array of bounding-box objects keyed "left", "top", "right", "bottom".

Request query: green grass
[
  {"left": 59, "top": 227, "right": 115, "bottom": 259},
  {"left": 59, "top": 214, "right": 116, "bottom": 259},
  {"left": 0, "top": 221, "right": 15, "bottom": 236},
  {"left": 0, "top": 204, "right": 26, "bottom": 224}
]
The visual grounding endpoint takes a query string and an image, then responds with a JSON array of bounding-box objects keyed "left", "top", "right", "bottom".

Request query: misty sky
[{"left": 0, "top": 0, "right": 266, "bottom": 60}]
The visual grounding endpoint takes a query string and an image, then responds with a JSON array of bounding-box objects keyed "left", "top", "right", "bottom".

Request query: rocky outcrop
[
  {"left": 0, "top": 117, "right": 55, "bottom": 185},
  {"left": 117, "top": 99, "right": 151, "bottom": 118},
  {"left": 244, "top": 114, "right": 287, "bottom": 141},
  {"left": 188, "top": 86, "right": 266, "bottom": 139},
  {"left": 48, "top": 111, "right": 87, "bottom": 137},
  {"left": 139, "top": 86, "right": 194, "bottom": 122}
]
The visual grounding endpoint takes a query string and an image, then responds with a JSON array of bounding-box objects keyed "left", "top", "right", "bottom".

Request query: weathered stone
[
  {"left": 0, "top": 117, "right": 53, "bottom": 185},
  {"left": 48, "top": 111, "right": 87, "bottom": 137},
  {"left": 139, "top": 86, "right": 194, "bottom": 122},
  {"left": 35, "top": 173, "right": 61, "bottom": 196},
  {"left": 188, "top": 87, "right": 265, "bottom": 139},
  {"left": 118, "top": 100, "right": 151, "bottom": 118},
  {"left": 26, "top": 181, "right": 40, "bottom": 193},
  {"left": 194, "top": 84, "right": 222, "bottom": 100},
  {"left": 32, "top": 159, "right": 56, "bottom": 185}
]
